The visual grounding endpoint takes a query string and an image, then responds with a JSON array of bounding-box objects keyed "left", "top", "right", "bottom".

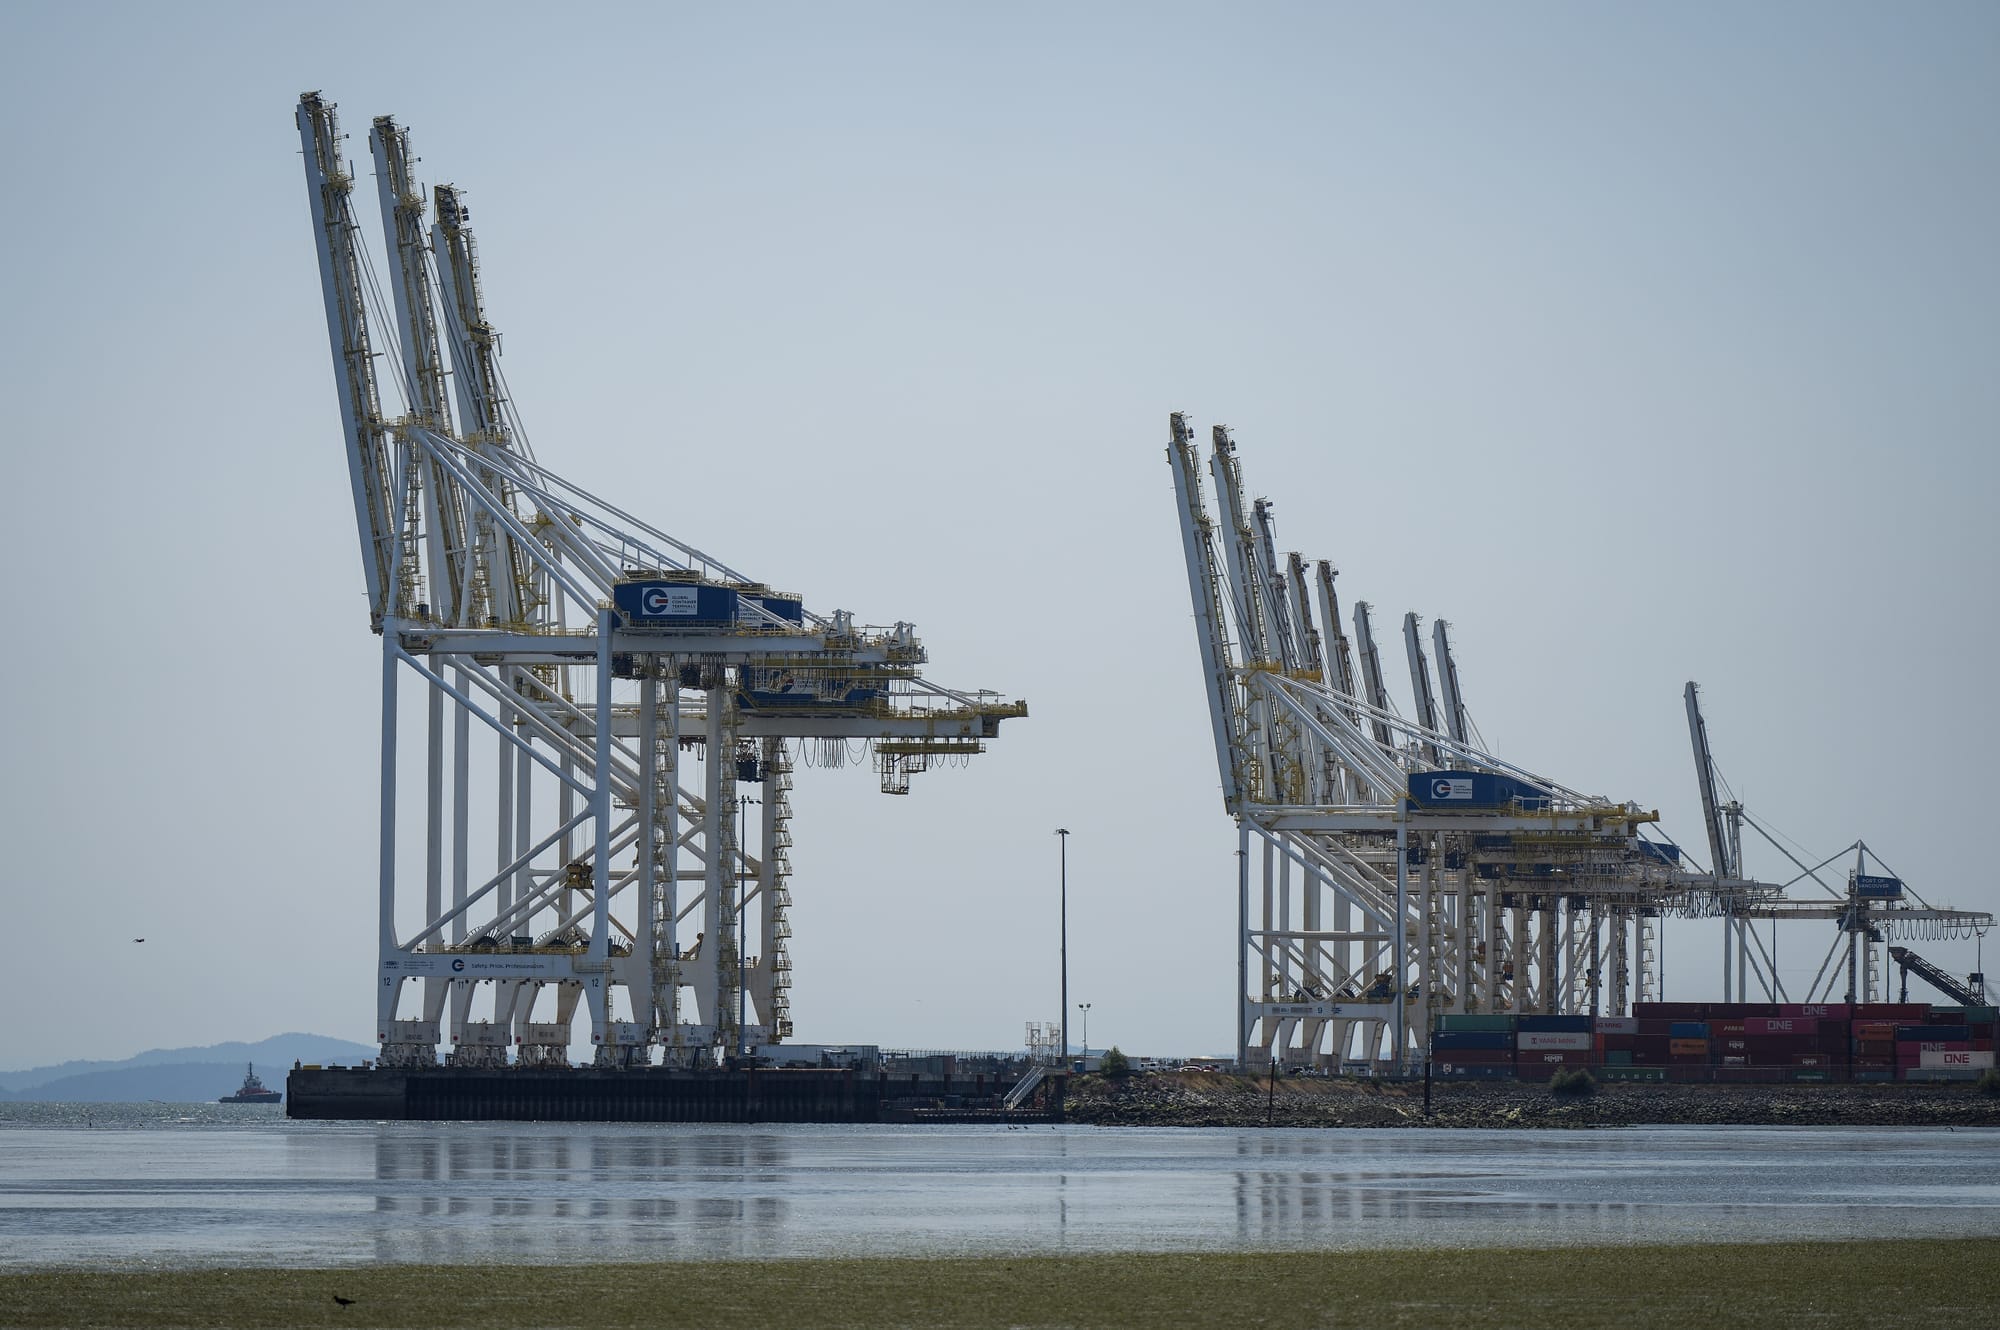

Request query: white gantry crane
[
  {"left": 1683, "top": 683, "right": 1989, "bottom": 1007},
  {"left": 297, "top": 94, "right": 1023, "bottom": 1070},
  {"left": 1166, "top": 414, "right": 1990, "bottom": 1073}
]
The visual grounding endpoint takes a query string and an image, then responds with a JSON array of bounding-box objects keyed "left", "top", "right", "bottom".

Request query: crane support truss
[
  {"left": 298, "top": 93, "right": 1024, "bottom": 1068},
  {"left": 1165, "top": 414, "right": 1988, "bottom": 1071}
]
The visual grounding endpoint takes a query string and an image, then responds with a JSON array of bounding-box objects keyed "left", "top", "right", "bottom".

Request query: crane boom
[
  {"left": 1252, "top": 500, "right": 1299, "bottom": 672},
  {"left": 1208, "top": 428, "right": 1275, "bottom": 667},
  {"left": 431, "top": 182, "right": 530, "bottom": 625},
  {"left": 1433, "top": 619, "right": 1469, "bottom": 745},
  {"left": 297, "top": 92, "right": 397, "bottom": 627},
  {"left": 368, "top": 115, "right": 469, "bottom": 623},
  {"left": 1168, "top": 412, "right": 1245, "bottom": 808},
  {"left": 1402, "top": 611, "right": 1442, "bottom": 764},
  {"left": 1684, "top": 681, "right": 1734, "bottom": 879},
  {"left": 1352, "top": 601, "right": 1394, "bottom": 751}
]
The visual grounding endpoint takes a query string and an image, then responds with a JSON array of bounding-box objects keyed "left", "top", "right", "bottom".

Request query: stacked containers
[
  {"left": 1899, "top": 1006, "right": 1991, "bottom": 1081},
  {"left": 1596, "top": 1015, "right": 1637, "bottom": 1066},
  {"left": 1667, "top": 1020, "right": 1710, "bottom": 1082},
  {"left": 1433, "top": 1013, "right": 1517, "bottom": 1079},
  {"left": 1514, "top": 1014, "right": 1591, "bottom": 1080}
]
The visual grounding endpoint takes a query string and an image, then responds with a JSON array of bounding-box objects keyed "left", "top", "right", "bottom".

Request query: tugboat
[{"left": 218, "top": 1063, "right": 282, "bottom": 1104}]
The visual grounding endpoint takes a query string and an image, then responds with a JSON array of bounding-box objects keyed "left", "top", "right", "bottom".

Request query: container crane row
[
  {"left": 297, "top": 93, "right": 1024, "bottom": 1070},
  {"left": 1165, "top": 413, "right": 1990, "bottom": 1071}
]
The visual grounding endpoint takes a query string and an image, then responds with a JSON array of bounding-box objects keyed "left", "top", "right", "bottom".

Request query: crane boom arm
[
  {"left": 1168, "top": 413, "right": 1245, "bottom": 808},
  {"left": 1433, "top": 619, "right": 1469, "bottom": 745},
  {"left": 1402, "top": 611, "right": 1441, "bottom": 764},
  {"left": 297, "top": 92, "right": 396, "bottom": 627},
  {"left": 1684, "top": 681, "right": 1734, "bottom": 879}
]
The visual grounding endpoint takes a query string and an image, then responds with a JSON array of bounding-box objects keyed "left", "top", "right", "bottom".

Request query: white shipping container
[
  {"left": 1920, "top": 1049, "right": 1996, "bottom": 1070},
  {"left": 1518, "top": 1031, "right": 1593, "bottom": 1051}
]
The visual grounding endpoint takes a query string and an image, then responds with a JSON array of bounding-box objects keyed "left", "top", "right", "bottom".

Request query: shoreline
[
  {"left": 1064, "top": 1070, "right": 2000, "bottom": 1128},
  {"left": 3, "top": 1238, "right": 1995, "bottom": 1328}
]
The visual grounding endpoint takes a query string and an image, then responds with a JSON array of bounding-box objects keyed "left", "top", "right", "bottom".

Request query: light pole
[
  {"left": 1077, "top": 1002, "right": 1091, "bottom": 1059},
  {"left": 1056, "top": 828, "right": 1070, "bottom": 1066}
]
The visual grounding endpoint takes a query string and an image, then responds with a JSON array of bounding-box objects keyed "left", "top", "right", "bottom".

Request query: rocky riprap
[{"left": 1063, "top": 1070, "right": 2000, "bottom": 1128}]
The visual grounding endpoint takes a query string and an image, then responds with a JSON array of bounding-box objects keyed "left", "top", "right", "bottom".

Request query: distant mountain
[{"left": 0, "top": 1034, "right": 376, "bottom": 1101}]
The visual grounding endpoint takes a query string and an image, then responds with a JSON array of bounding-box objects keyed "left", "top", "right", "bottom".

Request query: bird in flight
[{"left": 132, "top": 938, "right": 145, "bottom": 943}]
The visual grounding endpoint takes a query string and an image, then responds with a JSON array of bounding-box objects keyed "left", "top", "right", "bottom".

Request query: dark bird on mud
[{"left": 333, "top": 1294, "right": 355, "bottom": 1307}]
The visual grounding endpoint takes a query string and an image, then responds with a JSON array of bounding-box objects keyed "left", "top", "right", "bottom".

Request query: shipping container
[
  {"left": 1854, "top": 1004, "right": 1931, "bottom": 1021},
  {"left": 1780, "top": 1002, "right": 1850, "bottom": 1020},
  {"left": 1516, "top": 1014, "right": 1594, "bottom": 1033},
  {"left": 1603, "top": 1050, "right": 1633, "bottom": 1066},
  {"left": 1434, "top": 1061, "right": 1516, "bottom": 1080},
  {"left": 1896, "top": 1026, "right": 1970, "bottom": 1042},
  {"left": 1518, "top": 1031, "right": 1593, "bottom": 1051},
  {"left": 1633, "top": 1002, "right": 1708, "bottom": 1020},
  {"left": 1433, "top": 1031, "right": 1512, "bottom": 1051},
  {"left": 1853, "top": 1021, "right": 1896, "bottom": 1041},
  {"left": 1852, "top": 1068, "right": 1895, "bottom": 1083},
  {"left": 1596, "top": 1016, "right": 1639, "bottom": 1035},
  {"left": 1669, "top": 1039, "right": 1709, "bottom": 1056},
  {"left": 1599, "top": 1066, "right": 1666, "bottom": 1083},
  {"left": 1437, "top": 1014, "right": 1517, "bottom": 1033},
  {"left": 1920, "top": 1049, "right": 1995, "bottom": 1070},
  {"left": 1434, "top": 1048, "right": 1513, "bottom": 1065},
  {"left": 1745, "top": 1017, "right": 1817, "bottom": 1037},
  {"left": 1668, "top": 1022, "right": 1709, "bottom": 1039}
]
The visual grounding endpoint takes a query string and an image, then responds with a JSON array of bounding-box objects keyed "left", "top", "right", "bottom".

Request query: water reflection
[
  {"left": 2, "top": 1122, "right": 1996, "bottom": 1269},
  {"left": 368, "top": 1131, "right": 793, "bottom": 1264}
]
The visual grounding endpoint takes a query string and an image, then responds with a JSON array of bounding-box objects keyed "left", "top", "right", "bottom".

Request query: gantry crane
[
  {"left": 1684, "top": 684, "right": 1989, "bottom": 1005},
  {"left": 1169, "top": 414, "right": 1715, "bottom": 1070},
  {"left": 298, "top": 94, "right": 1023, "bottom": 1070}
]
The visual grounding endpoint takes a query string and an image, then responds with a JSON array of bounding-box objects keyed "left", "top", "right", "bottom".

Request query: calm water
[{"left": 1, "top": 1104, "right": 1995, "bottom": 1269}]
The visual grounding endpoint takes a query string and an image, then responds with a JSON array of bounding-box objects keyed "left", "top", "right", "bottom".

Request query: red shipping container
[
  {"left": 1852, "top": 1056, "right": 1894, "bottom": 1069},
  {"left": 1793, "top": 1054, "right": 1829, "bottom": 1067},
  {"left": 1781, "top": 1003, "right": 1851, "bottom": 1020},
  {"left": 1711, "top": 1021, "right": 1747, "bottom": 1038},
  {"left": 1745, "top": 1017, "right": 1817, "bottom": 1037},
  {"left": 1856, "top": 1040, "right": 1895, "bottom": 1057},
  {"left": 1636, "top": 1020, "right": 1677, "bottom": 1036},
  {"left": 1853, "top": 1021, "right": 1896, "bottom": 1040}
]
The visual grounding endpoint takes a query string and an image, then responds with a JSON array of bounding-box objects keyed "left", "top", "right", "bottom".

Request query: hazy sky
[{"left": 2, "top": 3, "right": 1995, "bottom": 1069}]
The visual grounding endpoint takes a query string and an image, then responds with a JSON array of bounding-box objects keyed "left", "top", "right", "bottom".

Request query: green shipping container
[
  {"left": 1600, "top": 1067, "right": 1666, "bottom": 1083},
  {"left": 1604, "top": 1051, "right": 1633, "bottom": 1066},
  {"left": 1438, "top": 1014, "right": 1517, "bottom": 1033}
]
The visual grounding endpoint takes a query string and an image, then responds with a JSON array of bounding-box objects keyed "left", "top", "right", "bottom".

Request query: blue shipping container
[
  {"left": 613, "top": 579, "right": 741, "bottom": 627},
  {"left": 1895, "top": 1025, "right": 1968, "bottom": 1041},
  {"left": 1669, "top": 1022, "right": 1709, "bottom": 1038},
  {"left": 1407, "top": 771, "right": 1553, "bottom": 811},
  {"left": 1432, "top": 1031, "right": 1512, "bottom": 1051},
  {"left": 1516, "top": 1015, "right": 1593, "bottom": 1033},
  {"left": 1637, "top": 841, "right": 1682, "bottom": 865}
]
